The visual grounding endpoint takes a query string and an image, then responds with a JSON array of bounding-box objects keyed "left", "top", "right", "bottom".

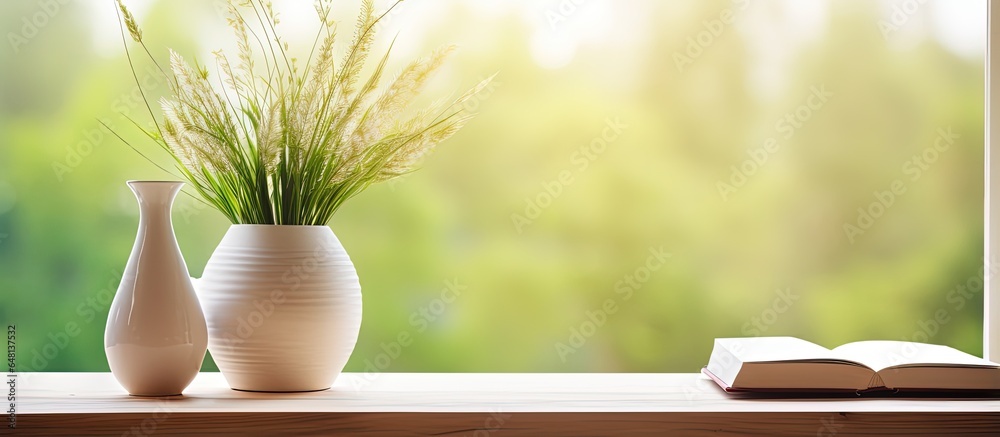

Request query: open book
[{"left": 703, "top": 337, "right": 1000, "bottom": 394}]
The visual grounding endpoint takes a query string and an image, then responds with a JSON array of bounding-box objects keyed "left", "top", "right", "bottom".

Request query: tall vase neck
[{"left": 128, "top": 181, "right": 184, "bottom": 233}]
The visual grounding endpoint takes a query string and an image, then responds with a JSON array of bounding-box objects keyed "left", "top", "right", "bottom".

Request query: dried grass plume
[{"left": 113, "top": 0, "right": 493, "bottom": 225}]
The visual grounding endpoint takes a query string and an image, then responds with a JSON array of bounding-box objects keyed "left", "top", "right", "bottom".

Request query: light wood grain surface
[{"left": 11, "top": 372, "right": 1000, "bottom": 435}]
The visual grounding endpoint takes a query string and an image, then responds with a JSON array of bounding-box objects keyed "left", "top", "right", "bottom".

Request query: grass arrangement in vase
[
  {"left": 109, "top": 0, "right": 493, "bottom": 392},
  {"left": 112, "top": 0, "right": 493, "bottom": 225}
]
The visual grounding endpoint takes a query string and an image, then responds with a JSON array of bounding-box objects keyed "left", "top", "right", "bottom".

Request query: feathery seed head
[
  {"left": 114, "top": 0, "right": 486, "bottom": 225},
  {"left": 116, "top": 0, "right": 143, "bottom": 43}
]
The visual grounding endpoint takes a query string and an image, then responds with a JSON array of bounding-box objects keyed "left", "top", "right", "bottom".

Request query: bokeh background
[{"left": 0, "top": 0, "right": 987, "bottom": 373}]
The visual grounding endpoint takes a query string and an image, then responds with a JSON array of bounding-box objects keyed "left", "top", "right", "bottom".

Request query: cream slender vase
[
  {"left": 105, "top": 181, "right": 208, "bottom": 396},
  {"left": 196, "top": 225, "right": 362, "bottom": 392}
]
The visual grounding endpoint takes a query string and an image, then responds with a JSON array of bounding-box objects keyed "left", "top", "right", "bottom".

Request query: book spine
[{"left": 867, "top": 372, "right": 886, "bottom": 389}]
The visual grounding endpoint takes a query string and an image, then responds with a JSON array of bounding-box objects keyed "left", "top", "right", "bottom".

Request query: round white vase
[
  {"left": 196, "top": 225, "right": 362, "bottom": 392},
  {"left": 105, "top": 181, "right": 208, "bottom": 396}
]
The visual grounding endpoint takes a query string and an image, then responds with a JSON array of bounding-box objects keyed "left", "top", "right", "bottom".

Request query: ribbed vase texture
[{"left": 197, "top": 225, "right": 362, "bottom": 392}]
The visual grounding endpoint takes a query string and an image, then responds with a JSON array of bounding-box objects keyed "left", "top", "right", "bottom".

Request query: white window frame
[{"left": 986, "top": 1, "right": 999, "bottom": 361}]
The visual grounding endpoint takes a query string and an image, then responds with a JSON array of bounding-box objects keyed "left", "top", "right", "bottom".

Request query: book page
[
  {"left": 718, "top": 337, "right": 845, "bottom": 363},
  {"left": 832, "top": 341, "right": 998, "bottom": 371}
]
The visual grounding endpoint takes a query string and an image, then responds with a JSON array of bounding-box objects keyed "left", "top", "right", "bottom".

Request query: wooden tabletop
[{"left": 12, "top": 372, "right": 1000, "bottom": 436}]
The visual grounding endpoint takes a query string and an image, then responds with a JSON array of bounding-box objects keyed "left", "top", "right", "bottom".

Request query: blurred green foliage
[{"left": 0, "top": 0, "right": 987, "bottom": 373}]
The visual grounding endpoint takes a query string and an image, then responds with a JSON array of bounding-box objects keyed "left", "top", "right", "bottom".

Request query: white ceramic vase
[
  {"left": 105, "top": 181, "right": 208, "bottom": 396},
  {"left": 196, "top": 225, "right": 362, "bottom": 392}
]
